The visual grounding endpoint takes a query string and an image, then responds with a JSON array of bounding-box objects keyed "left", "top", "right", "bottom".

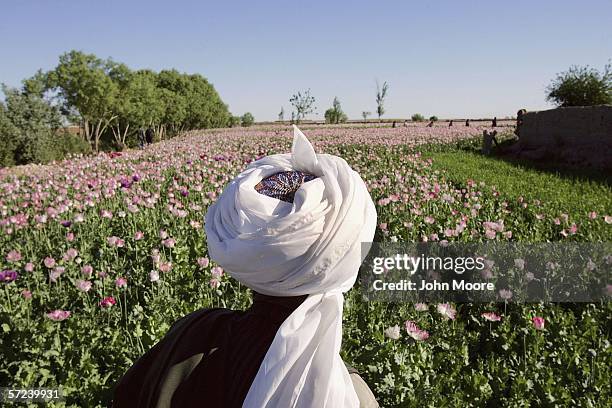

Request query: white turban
[{"left": 205, "top": 125, "right": 377, "bottom": 407}]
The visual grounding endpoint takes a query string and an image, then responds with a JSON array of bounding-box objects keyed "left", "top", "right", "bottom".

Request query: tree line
[{"left": 1, "top": 50, "right": 238, "bottom": 166}]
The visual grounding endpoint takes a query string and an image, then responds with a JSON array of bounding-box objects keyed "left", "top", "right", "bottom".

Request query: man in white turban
[{"left": 113, "top": 126, "right": 378, "bottom": 407}]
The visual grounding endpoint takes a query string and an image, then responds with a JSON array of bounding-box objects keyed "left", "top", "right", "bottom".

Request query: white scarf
[{"left": 205, "top": 125, "right": 377, "bottom": 407}]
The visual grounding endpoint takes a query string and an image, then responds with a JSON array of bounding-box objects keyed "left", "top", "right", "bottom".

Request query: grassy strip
[{"left": 420, "top": 145, "right": 612, "bottom": 220}]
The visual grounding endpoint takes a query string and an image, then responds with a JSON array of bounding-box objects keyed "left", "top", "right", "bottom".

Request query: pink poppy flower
[
  {"left": 211, "top": 266, "right": 224, "bottom": 278},
  {"left": 384, "top": 325, "right": 401, "bottom": 340},
  {"left": 6, "top": 250, "right": 22, "bottom": 262},
  {"left": 63, "top": 248, "right": 78, "bottom": 262},
  {"left": 499, "top": 289, "right": 513, "bottom": 300},
  {"left": 99, "top": 296, "right": 117, "bottom": 308},
  {"left": 134, "top": 231, "right": 144, "bottom": 240},
  {"left": 76, "top": 280, "right": 92, "bottom": 292},
  {"left": 485, "top": 229, "right": 497, "bottom": 239},
  {"left": 532, "top": 316, "right": 545, "bottom": 330},
  {"left": 436, "top": 303, "right": 457, "bottom": 320},
  {"left": 49, "top": 267, "right": 65, "bottom": 283},
  {"left": 405, "top": 320, "right": 430, "bottom": 341},
  {"left": 162, "top": 238, "right": 176, "bottom": 248},
  {"left": 210, "top": 278, "right": 221, "bottom": 289},
  {"left": 115, "top": 277, "right": 128, "bottom": 288},
  {"left": 24, "top": 262, "right": 34, "bottom": 272},
  {"left": 159, "top": 262, "right": 172, "bottom": 273},
  {"left": 482, "top": 312, "right": 502, "bottom": 322},
  {"left": 46, "top": 310, "right": 71, "bottom": 321},
  {"left": 149, "top": 270, "right": 160, "bottom": 282},
  {"left": 81, "top": 265, "right": 93, "bottom": 278},
  {"left": 414, "top": 303, "right": 428, "bottom": 311},
  {"left": 197, "top": 257, "right": 210, "bottom": 268},
  {"left": 44, "top": 257, "right": 56, "bottom": 268},
  {"left": 21, "top": 289, "right": 32, "bottom": 299}
]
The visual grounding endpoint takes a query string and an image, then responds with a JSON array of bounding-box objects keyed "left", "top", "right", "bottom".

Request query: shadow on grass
[{"left": 423, "top": 134, "right": 612, "bottom": 187}]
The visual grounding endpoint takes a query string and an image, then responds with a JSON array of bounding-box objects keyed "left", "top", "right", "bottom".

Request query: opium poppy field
[{"left": 1, "top": 124, "right": 610, "bottom": 407}]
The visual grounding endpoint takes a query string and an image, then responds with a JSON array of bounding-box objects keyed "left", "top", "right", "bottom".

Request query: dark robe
[{"left": 112, "top": 292, "right": 308, "bottom": 408}]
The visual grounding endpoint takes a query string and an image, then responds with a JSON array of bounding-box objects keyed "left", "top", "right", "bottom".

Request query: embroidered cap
[{"left": 254, "top": 171, "right": 317, "bottom": 203}]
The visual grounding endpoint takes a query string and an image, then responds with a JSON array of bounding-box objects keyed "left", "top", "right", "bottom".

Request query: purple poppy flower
[{"left": 0, "top": 270, "right": 19, "bottom": 283}]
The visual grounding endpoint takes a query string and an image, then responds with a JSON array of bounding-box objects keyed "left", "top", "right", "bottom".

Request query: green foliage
[
  {"left": 411, "top": 113, "right": 425, "bottom": 122},
  {"left": 429, "top": 115, "right": 438, "bottom": 122},
  {"left": 376, "top": 81, "right": 389, "bottom": 119},
  {"left": 546, "top": 63, "right": 612, "bottom": 107},
  {"left": 362, "top": 111, "right": 371, "bottom": 121},
  {"left": 0, "top": 103, "right": 18, "bottom": 167},
  {"left": 0, "top": 86, "right": 75, "bottom": 165},
  {"left": 289, "top": 89, "right": 316, "bottom": 124},
  {"left": 228, "top": 115, "right": 241, "bottom": 127},
  {"left": 240, "top": 112, "right": 255, "bottom": 127},
  {"left": 37, "top": 51, "right": 231, "bottom": 153},
  {"left": 420, "top": 149, "right": 612, "bottom": 239},
  {"left": 324, "top": 97, "right": 348, "bottom": 124},
  {"left": 278, "top": 107, "right": 285, "bottom": 122}
]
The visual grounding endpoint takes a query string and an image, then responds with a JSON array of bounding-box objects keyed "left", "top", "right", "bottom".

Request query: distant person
[
  {"left": 403, "top": 120, "right": 408, "bottom": 127},
  {"left": 492, "top": 117, "right": 497, "bottom": 127},
  {"left": 449, "top": 120, "right": 453, "bottom": 127},
  {"left": 392, "top": 121, "right": 396, "bottom": 128},
  {"left": 465, "top": 119, "right": 470, "bottom": 127},
  {"left": 145, "top": 127, "right": 154, "bottom": 145},
  {"left": 427, "top": 120, "right": 434, "bottom": 127},
  {"left": 515, "top": 109, "right": 527, "bottom": 138},
  {"left": 482, "top": 130, "right": 499, "bottom": 155},
  {"left": 137, "top": 128, "right": 146, "bottom": 149}
]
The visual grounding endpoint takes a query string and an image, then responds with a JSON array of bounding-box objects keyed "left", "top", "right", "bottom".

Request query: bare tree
[
  {"left": 289, "top": 89, "right": 316, "bottom": 124},
  {"left": 376, "top": 81, "right": 389, "bottom": 121},
  {"left": 362, "top": 111, "right": 371, "bottom": 123},
  {"left": 278, "top": 106, "right": 285, "bottom": 122}
]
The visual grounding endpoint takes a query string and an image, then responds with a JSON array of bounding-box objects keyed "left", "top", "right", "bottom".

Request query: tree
[
  {"left": 228, "top": 115, "right": 241, "bottom": 127},
  {"left": 278, "top": 107, "right": 285, "bottom": 122},
  {"left": 45, "top": 50, "right": 119, "bottom": 151},
  {"left": 0, "top": 103, "right": 18, "bottom": 167},
  {"left": 324, "top": 97, "right": 347, "bottom": 124},
  {"left": 241, "top": 112, "right": 255, "bottom": 126},
  {"left": 546, "top": 63, "right": 611, "bottom": 107},
  {"left": 289, "top": 89, "right": 316, "bottom": 124},
  {"left": 411, "top": 113, "right": 425, "bottom": 122},
  {"left": 362, "top": 111, "right": 371, "bottom": 122},
  {"left": 429, "top": 115, "right": 438, "bottom": 122},
  {"left": 376, "top": 81, "right": 389, "bottom": 120},
  {"left": 0, "top": 85, "right": 89, "bottom": 166}
]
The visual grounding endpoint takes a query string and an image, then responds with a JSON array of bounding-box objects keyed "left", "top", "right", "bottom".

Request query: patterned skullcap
[{"left": 254, "top": 171, "right": 317, "bottom": 203}]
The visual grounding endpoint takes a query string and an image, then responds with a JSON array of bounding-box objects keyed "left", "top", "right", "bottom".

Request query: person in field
[
  {"left": 145, "top": 127, "right": 154, "bottom": 145},
  {"left": 515, "top": 108, "right": 527, "bottom": 138},
  {"left": 137, "top": 128, "right": 146, "bottom": 149},
  {"left": 112, "top": 126, "right": 379, "bottom": 408}
]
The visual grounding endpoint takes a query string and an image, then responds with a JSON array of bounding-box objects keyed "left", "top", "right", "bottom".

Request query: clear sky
[{"left": 1, "top": 0, "right": 610, "bottom": 121}]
